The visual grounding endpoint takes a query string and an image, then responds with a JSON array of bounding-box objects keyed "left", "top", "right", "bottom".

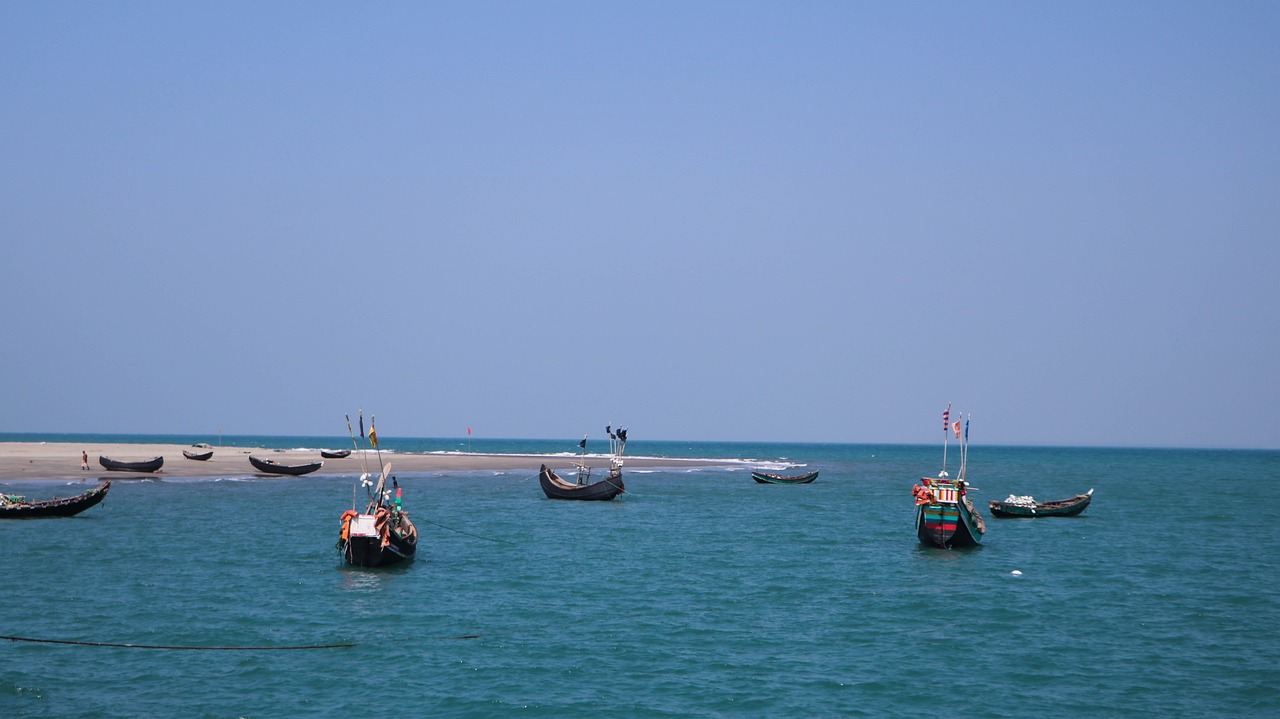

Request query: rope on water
[
  {"left": 420, "top": 518, "right": 517, "bottom": 545},
  {"left": 1, "top": 635, "right": 355, "bottom": 651}
]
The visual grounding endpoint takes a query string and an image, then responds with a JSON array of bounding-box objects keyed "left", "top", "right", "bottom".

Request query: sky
[{"left": 2, "top": 2, "right": 1277, "bottom": 448}]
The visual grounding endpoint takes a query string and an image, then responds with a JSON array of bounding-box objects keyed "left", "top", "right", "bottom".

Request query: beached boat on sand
[
  {"left": 99, "top": 455, "right": 164, "bottom": 473},
  {"left": 751, "top": 470, "right": 819, "bottom": 484},
  {"left": 320, "top": 449, "right": 351, "bottom": 459},
  {"left": 248, "top": 455, "right": 323, "bottom": 476},
  {"left": 1, "top": 481, "right": 111, "bottom": 518},
  {"left": 182, "top": 449, "right": 213, "bottom": 461},
  {"left": 990, "top": 489, "right": 1094, "bottom": 518}
]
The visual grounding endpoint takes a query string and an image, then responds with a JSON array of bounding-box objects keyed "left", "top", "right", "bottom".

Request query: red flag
[
  {"left": 467, "top": 427, "right": 472, "bottom": 435},
  {"left": 953, "top": 420, "right": 962, "bottom": 438}
]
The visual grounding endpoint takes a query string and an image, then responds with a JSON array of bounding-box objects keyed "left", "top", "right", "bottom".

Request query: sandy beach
[{"left": 0, "top": 442, "right": 736, "bottom": 482}]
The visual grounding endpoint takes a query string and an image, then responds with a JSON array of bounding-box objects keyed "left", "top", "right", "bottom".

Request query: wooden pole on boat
[
  {"left": 940, "top": 403, "right": 951, "bottom": 478},
  {"left": 345, "top": 414, "right": 370, "bottom": 478}
]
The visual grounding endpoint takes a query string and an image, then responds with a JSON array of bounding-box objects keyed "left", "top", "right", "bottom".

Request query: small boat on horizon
[
  {"left": 914, "top": 405, "right": 985, "bottom": 549},
  {"left": 248, "top": 455, "right": 323, "bottom": 476},
  {"left": 1, "top": 481, "right": 111, "bottom": 518},
  {"left": 990, "top": 488, "right": 1094, "bottom": 518},
  {"left": 99, "top": 455, "right": 164, "bottom": 473},
  {"left": 751, "top": 470, "right": 819, "bottom": 484}
]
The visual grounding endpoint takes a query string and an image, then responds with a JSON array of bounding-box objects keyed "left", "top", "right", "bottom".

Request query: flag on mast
[
  {"left": 953, "top": 420, "right": 962, "bottom": 438},
  {"left": 359, "top": 409, "right": 365, "bottom": 440},
  {"left": 942, "top": 404, "right": 951, "bottom": 432},
  {"left": 369, "top": 417, "right": 378, "bottom": 447}
]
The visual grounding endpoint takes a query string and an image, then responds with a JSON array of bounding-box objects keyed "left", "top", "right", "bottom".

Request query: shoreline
[{"left": 0, "top": 442, "right": 742, "bottom": 482}]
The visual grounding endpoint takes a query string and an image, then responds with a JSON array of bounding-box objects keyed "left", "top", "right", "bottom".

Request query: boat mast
[
  {"left": 346, "top": 412, "right": 375, "bottom": 506},
  {"left": 369, "top": 415, "right": 388, "bottom": 509},
  {"left": 576, "top": 434, "right": 589, "bottom": 485}
]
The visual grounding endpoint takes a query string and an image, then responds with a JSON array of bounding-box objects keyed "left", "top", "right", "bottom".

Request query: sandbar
[{"left": 0, "top": 442, "right": 737, "bottom": 482}]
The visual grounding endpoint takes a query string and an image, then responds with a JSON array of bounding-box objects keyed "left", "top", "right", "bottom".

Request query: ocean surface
[{"left": 3, "top": 435, "right": 1278, "bottom": 718}]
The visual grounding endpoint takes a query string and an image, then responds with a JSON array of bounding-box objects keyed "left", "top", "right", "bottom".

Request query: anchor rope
[{"left": 1, "top": 635, "right": 354, "bottom": 651}]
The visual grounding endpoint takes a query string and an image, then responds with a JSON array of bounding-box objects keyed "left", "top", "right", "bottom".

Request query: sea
[{"left": 2, "top": 434, "right": 1278, "bottom": 718}]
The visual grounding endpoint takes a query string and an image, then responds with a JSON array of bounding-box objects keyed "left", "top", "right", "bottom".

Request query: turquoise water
[{"left": 3, "top": 437, "right": 1279, "bottom": 717}]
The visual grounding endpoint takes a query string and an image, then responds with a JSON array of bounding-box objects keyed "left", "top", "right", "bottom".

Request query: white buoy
[{"left": 1011, "top": 570, "right": 1023, "bottom": 576}]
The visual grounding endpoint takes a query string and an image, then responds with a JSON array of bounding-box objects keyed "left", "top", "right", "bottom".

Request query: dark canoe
[
  {"left": 751, "top": 470, "right": 819, "bottom": 484},
  {"left": 182, "top": 449, "right": 214, "bottom": 461},
  {"left": 1, "top": 481, "right": 110, "bottom": 518},
  {"left": 320, "top": 449, "right": 352, "bottom": 459},
  {"left": 99, "top": 455, "right": 164, "bottom": 473},
  {"left": 989, "top": 488, "right": 1094, "bottom": 518},
  {"left": 249, "top": 455, "right": 324, "bottom": 476},
  {"left": 338, "top": 508, "right": 417, "bottom": 567},
  {"left": 539, "top": 464, "right": 625, "bottom": 501},
  {"left": 914, "top": 478, "right": 986, "bottom": 549}
]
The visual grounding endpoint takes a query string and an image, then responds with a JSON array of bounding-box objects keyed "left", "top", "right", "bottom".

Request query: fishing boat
[
  {"left": 248, "top": 455, "right": 323, "bottom": 476},
  {"left": 989, "top": 488, "right": 1094, "bottom": 518},
  {"left": 1, "top": 481, "right": 111, "bottom": 518},
  {"left": 914, "top": 405, "right": 986, "bottom": 548},
  {"left": 99, "top": 455, "right": 164, "bottom": 473},
  {"left": 336, "top": 412, "right": 417, "bottom": 567},
  {"left": 320, "top": 449, "right": 351, "bottom": 459},
  {"left": 182, "top": 449, "right": 213, "bottom": 461},
  {"left": 539, "top": 426, "right": 628, "bottom": 501},
  {"left": 751, "top": 469, "right": 819, "bottom": 484}
]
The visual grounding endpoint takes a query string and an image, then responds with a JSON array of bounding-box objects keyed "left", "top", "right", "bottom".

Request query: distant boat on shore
[
  {"left": 182, "top": 449, "right": 213, "bottom": 461},
  {"left": 99, "top": 455, "right": 164, "bottom": 473},
  {"left": 320, "top": 449, "right": 351, "bottom": 459},
  {"left": 248, "top": 455, "right": 323, "bottom": 476}
]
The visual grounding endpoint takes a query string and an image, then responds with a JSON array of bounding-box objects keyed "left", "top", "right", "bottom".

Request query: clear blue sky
[{"left": 2, "top": 2, "right": 1277, "bottom": 448}]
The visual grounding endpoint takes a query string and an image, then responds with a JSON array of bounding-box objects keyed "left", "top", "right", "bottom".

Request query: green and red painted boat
[
  {"left": 914, "top": 476, "right": 985, "bottom": 548},
  {"left": 913, "top": 405, "right": 985, "bottom": 548}
]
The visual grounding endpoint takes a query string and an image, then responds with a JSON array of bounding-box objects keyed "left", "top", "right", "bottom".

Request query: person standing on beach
[{"left": 81, "top": 450, "right": 89, "bottom": 470}]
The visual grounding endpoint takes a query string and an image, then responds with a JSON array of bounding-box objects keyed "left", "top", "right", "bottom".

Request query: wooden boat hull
[
  {"left": 914, "top": 479, "right": 985, "bottom": 548},
  {"left": 249, "top": 455, "right": 323, "bottom": 476},
  {"left": 1, "top": 482, "right": 111, "bottom": 518},
  {"left": 539, "top": 464, "right": 624, "bottom": 501},
  {"left": 320, "top": 449, "right": 351, "bottom": 459},
  {"left": 339, "top": 511, "right": 417, "bottom": 567},
  {"left": 989, "top": 489, "right": 1093, "bottom": 518},
  {"left": 99, "top": 456, "right": 164, "bottom": 473},
  {"left": 182, "top": 450, "right": 213, "bottom": 461},
  {"left": 751, "top": 470, "right": 819, "bottom": 484}
]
